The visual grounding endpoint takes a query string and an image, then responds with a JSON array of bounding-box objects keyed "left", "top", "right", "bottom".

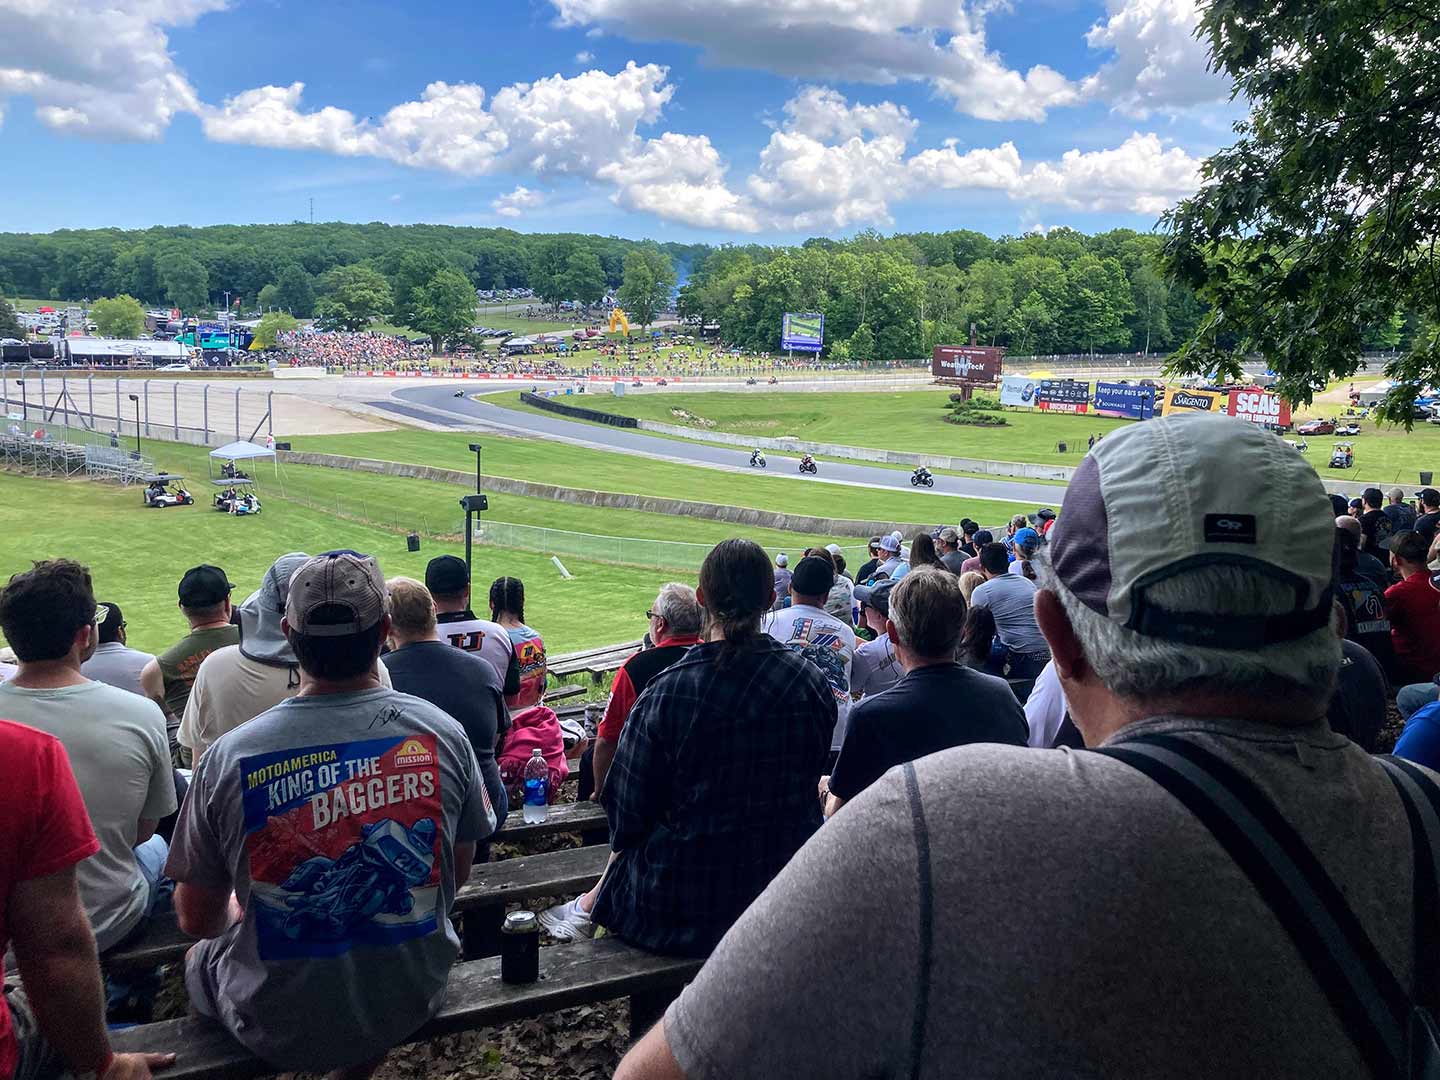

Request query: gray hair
[
  {"left": 653, "top": 582, "right": 702, "bottom": 635},
  {"left": 1032, "top": 549, "right": 1341, "bottom": 710},
  {"left": 889, "top": 568, "right": 967, "bottom": 660}
]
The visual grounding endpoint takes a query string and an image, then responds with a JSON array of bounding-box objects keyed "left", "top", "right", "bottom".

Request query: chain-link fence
[{"left": 0, "top": 367, "right": 276, "bottom": 448}]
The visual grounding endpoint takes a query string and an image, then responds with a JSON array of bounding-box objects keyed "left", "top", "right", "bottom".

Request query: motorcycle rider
[
  {"left": 913, "top": 465, "right": 932, "bottom": 483},
  {"left": 750, "top": 449, "right": 765, "bottom": 467},
  {"left": 800, "top": 453, "right": 816, "bottom": 472}
]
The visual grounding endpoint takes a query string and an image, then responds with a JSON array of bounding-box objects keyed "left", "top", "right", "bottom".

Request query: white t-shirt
[
  {"left": 850, "top": 632, "right": 903, "bottom": 699},
  {"left": 1024, "top": 660, "right": 1070, "bottom": 749},
  {"left": 764, "top": 603, "right": 857, "bottom": 751},
  {"left": 435, "top": 610, "right": 516, "bottom": 688},
  {"left": 179, "top": 645, "right": 392, "bottom": 761},
  {"left": 0, "top": 680, "right": 176, "bottom": 950}
]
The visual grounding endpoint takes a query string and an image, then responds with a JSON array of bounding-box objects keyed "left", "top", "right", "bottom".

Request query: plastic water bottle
[{"left": 523, "top": 749, "right": 549, "bottom": 824}]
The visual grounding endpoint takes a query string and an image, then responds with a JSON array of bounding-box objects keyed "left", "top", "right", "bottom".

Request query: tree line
[{"left": 2, "top": 221, "right": 1416, "bottom": 361}]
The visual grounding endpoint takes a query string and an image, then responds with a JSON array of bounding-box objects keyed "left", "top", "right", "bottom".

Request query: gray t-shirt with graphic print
[{"left": 166, "top": 687, "right": 493, "bottom": 1072}]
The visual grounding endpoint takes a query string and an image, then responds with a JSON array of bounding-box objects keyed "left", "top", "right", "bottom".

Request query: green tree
[
  {"left": 617, "top": 246, "right": 676, "bottom": 330},
  {"left": 253, "top": 311, "right": 299, "bottom": 348},
  {"left": 273, "top": 265, "right": 316, "bottom": 317},
  {"left": 1162, "top": 0, "right": 1440, "bottom": 416},
  {"left": 849, "top": 323, "right": 876, "bottom": 361},
  {"left": 528, "top": 239, "right": 576, "bottom": 307},
  {"left": 313, "top": 265, "right": 393, "bottom": 331},
  {"left": 160, "top": 254, "right": 209, "bottom": 314},
  {"left": 0, "top": 294, "right": 22, "bottom": 339},
  {"left": 256, "top": 283, "right": 280, "bottom": 311},
  {"left": 410, "top": 268, "right": 476, "bottom": 349},
  {"left": 960, "top": 259, "right": 1014, "bottom": 345},
  {"left": 1129, "top": 263, "right": 1171, "bottom": 355},
  {"left": 389, "top": 251, "right": 447, "bottom": 328},
  {"left": 89, "top": 295, "right": 146, "bottom": 338},
  {"left": 557, "top": 249, "right": 606, "bottom": 308},
  {"left": 1005, "top": 293, "right": 1057, "bottom": 356}
]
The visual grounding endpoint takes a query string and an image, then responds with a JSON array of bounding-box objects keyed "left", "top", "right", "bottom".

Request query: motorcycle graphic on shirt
[
  {"left": 241, "top": 734, "right": 446, "bottom": 960},
  {"left": 778, "top": 617, "right": 850, "bottom": 705}
]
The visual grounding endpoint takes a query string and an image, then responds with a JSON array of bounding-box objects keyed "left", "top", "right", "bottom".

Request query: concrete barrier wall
[
  {"left": 635, "top": 420, "right": 1078, "bottom": 481},
  {"left": 279, "top": 450, "right": 942, "bottom": 537}
]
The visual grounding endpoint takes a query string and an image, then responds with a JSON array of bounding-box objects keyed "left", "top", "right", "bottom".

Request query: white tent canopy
[{"left": 209, "top": 440, "right": 274, "bottom": 461}]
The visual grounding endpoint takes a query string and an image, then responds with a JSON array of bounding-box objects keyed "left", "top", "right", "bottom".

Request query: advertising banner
[
  {"left": 1036, "top": 379, "right": 1091, "bottom": 414},
  {"left": 999, "top": 375, "right": 1037, "bottom": 407},
  {"left": 1162, "top": 387, "right": 1226, "bottom": 414},
  {"left": 933, "top": 345, "right": 1003, "bottom": 383},
  {"left": 781, "top": 312, "right": 824, "bottom": 353},
  {"left": 1094, "top": 381, "right": 1156, "bottom": 420},
  {"left": 1226, "top": 388, "right": 1292, "bottom": 427}
]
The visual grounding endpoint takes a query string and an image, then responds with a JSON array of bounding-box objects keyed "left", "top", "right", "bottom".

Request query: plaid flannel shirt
[{"left": 592, "top": 636, "right": 836, "bottom": 957}]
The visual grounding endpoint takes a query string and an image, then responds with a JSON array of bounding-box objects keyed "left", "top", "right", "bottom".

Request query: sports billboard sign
[
  {"left": 1093, "top": 382, "right": 1156, "bottom": 420},
  {"left": 999, "top": 375, "right": 1037, "bottom": 407},
  {"left": 1226, "top": 388, "right": 1292, "bottom": 427},
  {"left": 781, "top": 312, "right": 824, "bottom": 352},
  {"left": 1036, "top": 379, "right": 1091, "bottom": 414},
  {"left": 933, "top": 345, "right": 1003, "bottom": 384},
  {"left": 1162, "top": 387, "right": 1226, "bottom": 414}
]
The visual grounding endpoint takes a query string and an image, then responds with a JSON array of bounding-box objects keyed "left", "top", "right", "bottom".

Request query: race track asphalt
[{"left": 381, "top": 387, "right": 1066, "bottom": 507}]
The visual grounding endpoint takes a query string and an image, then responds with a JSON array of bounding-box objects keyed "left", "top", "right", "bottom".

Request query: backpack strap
[
  {"left": 1377, "top": 757, "right": 1440, "bottom": 1018},
  {"left": 1094, "top": 734, "right": 1409, "bottom": 1077}
]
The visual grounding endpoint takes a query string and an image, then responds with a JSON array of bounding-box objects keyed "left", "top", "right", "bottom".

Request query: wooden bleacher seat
[
  {"left": 110, "top": 937, "right": 701, "bottom": 1079},
  {"left": 103, "top": 811, "right": 612, "bottom": 974}
]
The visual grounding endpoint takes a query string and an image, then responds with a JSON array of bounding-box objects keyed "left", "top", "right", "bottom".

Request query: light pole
[
  {"left": 127, "top": 393, "right": 141, "bottom": 454},
  {"left": 461, "top": 443, "right": 487, "bottom": 582}
]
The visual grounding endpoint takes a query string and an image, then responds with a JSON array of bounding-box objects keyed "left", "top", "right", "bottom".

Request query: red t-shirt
[
  {"left": 1385, "top": 571, "right": 1440, "bottom": 678},
  {"left": 0, "top": 719, "right": 99, "bottom": 1080}
]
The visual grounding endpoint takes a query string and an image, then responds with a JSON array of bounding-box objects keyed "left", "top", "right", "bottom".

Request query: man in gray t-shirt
[
  {"left": 970, "top": 542, "right": 1049, "bottom": 677},
  {"left": 167, "top": 553, "right": 493, "bottom": 1075},
  {"left": 616, "top": 414, "right": 1440, "bottom": 1080}
]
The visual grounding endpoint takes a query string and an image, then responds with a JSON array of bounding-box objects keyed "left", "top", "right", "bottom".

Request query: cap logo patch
[{"left": 1204, "top": 514, "right": 1257, "bottom": 544}]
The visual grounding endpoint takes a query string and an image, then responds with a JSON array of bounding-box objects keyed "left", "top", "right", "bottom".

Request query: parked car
[{"left": 1297, "top": 418, "right": 1335, "bottom": 436}]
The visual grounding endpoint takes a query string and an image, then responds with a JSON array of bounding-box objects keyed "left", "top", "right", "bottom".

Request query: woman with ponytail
[{"left": 489, "top": 576, "right": 546, "bottom": 710}]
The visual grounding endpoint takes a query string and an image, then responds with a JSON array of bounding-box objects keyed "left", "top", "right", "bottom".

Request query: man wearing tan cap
[{"left": 166, "top": 552, "right": 495, "bottom": 1079}]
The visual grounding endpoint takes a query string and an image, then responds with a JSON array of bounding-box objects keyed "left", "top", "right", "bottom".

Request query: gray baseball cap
[
  {"left": 286, "top": 552, "right": 388, "bottom": 637},
  {"left": 1045, "top": 413, "right": 1334, "bottom": 649}
]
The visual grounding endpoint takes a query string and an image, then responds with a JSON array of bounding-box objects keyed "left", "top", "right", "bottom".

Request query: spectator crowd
[
  {"left": 276, "top": 330, "right": 431, "bottom": 371},
  {"left": 2, "top": 411, "right": 1439, "bottom": 1080}
]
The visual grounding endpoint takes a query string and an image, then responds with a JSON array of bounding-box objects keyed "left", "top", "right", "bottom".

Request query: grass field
[
  {"left": 0, "top": 471, "right": 676, "bottom": 657},
  {"left": 290, "top": 427, "right": 1049, "bottom": 521},
  {"left": 524, "top": 388, "right": 1440, "bottom": 484}
]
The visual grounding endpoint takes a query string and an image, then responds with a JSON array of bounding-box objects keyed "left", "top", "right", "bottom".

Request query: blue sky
[{"left": 0, "top": 0, "right": 1243, "bottom": 240}]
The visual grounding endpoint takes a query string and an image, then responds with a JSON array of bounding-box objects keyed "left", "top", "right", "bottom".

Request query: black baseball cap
[
  {"left": 425, "top": 554, "right": 469, "bottom": 595},
  {"left": 178, "top": 565, "right": 233, "bottom": 607},
  {"left": 1418, "top": 488, "right": 1440, "bottom": 506},
  {"left": 790, "top": 555, "right": 835, "bottom": 597}
]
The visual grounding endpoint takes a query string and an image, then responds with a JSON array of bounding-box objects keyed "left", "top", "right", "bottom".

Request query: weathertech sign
[
  {"left": 1226, "top": 389, "right": 1292, "bottom": 427},
  {"left": 933, "top": 345, "right": 1002, "bottom": 384}
]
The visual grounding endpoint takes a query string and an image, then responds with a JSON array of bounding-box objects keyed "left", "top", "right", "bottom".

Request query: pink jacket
[{"left": 498, "top": 705, "right": 570, "bottom": 792}]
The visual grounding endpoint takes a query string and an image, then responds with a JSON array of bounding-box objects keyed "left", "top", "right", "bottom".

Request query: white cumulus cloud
[
  {"left": 0, "top": 0, "right": 225, "bottom": 139},
  {"left": 549, "top": 0, "right": 1081, "bottom": 122},
  {"left": 1082, "top": 0, "right": 1229, "bottom": 116},
  {"left": 575, "top": 50, "right": 595, "bottom": 63},
  {"left": 492, "top": 185, "right": 544, "bottom": 218}
]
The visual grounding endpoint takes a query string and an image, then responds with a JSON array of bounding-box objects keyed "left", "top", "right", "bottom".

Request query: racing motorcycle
[
  {"left": 911, "top": 466, "right": 935, "bottom": 488},
  {"left": 749, "top": 450, "right": 767, "bottom": 468},
  {"left": 798, "top": 455, "right": 818, "bottom": 475}
]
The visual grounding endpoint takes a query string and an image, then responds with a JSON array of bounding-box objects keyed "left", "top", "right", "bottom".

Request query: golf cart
[
  {"left": 212, "top": 478, "right": 261, "bottom": 515},
  {"left": 142, "top": 475, "right": 194, "bottom": 508},
  {"left": 1335, "top": 421, "right": 1362, "bottom": 436},
  {"left": 1329, "top": 442, "right": 1355, "bottom": 469}
]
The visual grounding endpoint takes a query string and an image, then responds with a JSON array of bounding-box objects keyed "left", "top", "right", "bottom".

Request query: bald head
[{"left": 1336, "top": 515, "right": 1362, "bottom": 543}]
